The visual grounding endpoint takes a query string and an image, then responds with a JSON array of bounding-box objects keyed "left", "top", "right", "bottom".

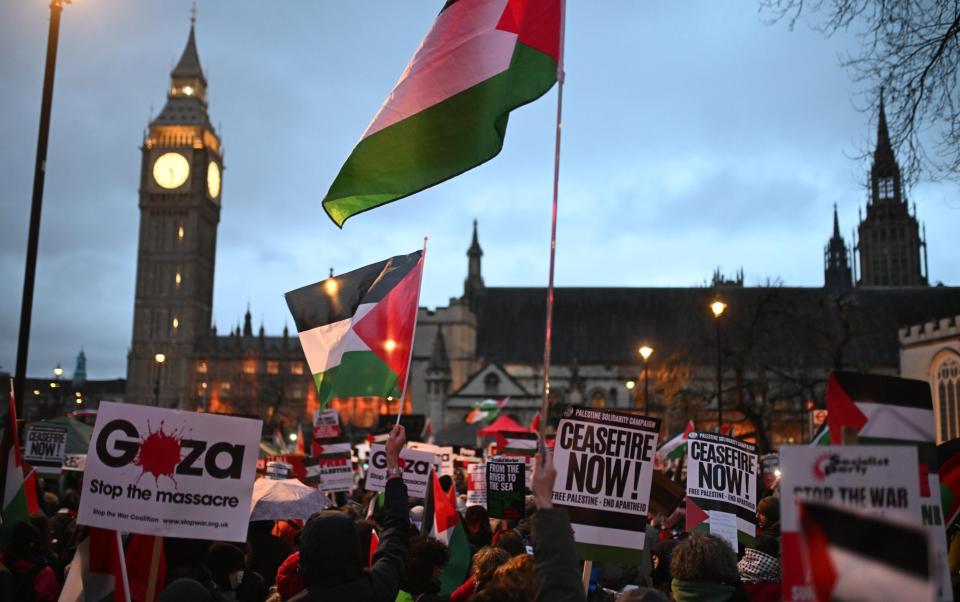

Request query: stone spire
[
  {"left": 824, "top": 204, "right": 852, "bottom": 290},
  {"left": 873, "top": 90, "right": 897, "bottom": 176},
  {"left": 243, "top": 305, "right": 253, "bottom": 337},
  {"left": 464, "top": 219, "right": 485, "bottom": 308},
  {"left": 72, "top": 349, "right": 87, "bottom": 388},
  {"left": 428, "top": 326, "right": 450, "bottom": 372}
]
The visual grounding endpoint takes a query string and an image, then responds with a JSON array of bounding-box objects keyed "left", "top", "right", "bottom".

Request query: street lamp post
[
  {"left": 14, "top": 0, "right": 68, "bottom": 418},
  {"left": 153, "top": 353, "right": 166, "bottom": 406},
  {"left": 710, "top": 300, "right": 727, "bottom": 432},
  {"left": 639, "top": 345, "right": 653, "bottom": 415}
]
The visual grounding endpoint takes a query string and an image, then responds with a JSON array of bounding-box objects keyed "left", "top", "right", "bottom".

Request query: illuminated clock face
[
  {"left": 152, "top": 152, "right": 190, "bottom": 189},
  {"left": 207, "top": 161, "right": 221, "bottom": 200}
]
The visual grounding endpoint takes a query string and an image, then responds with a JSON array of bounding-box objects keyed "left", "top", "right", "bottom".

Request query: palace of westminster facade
[{"left": 113, "top": 23, "right": 960, "bottom": 447}]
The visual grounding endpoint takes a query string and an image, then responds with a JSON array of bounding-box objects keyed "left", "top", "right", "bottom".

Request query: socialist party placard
[
  {"left": 77, "top": 402, "right": 262, "bottom": 542},
  {"left": 780, "top": 445, "right": 922, "bottom": 602},
  {"left": 685, "top": 431, "right": 758, "bottom": 551},
  {"left": 487, "top": 456, "right": 524, "bottom": 519},
  {"left": 552, "top": 406, "right": 660, "bottom": 564},
  {"left": 365, "top": 444, "right": 439, "bottom": 498}
]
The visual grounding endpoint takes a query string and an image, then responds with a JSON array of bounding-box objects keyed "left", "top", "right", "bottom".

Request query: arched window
[
  {"left": 935, "top": 355, "right": 960, "bottom": 441},
  {"left": 484, "top": 372, "right": 501, "bottom": 396}
]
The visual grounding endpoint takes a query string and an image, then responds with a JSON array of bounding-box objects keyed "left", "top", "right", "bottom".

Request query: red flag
[
  {"left": 369, "top": 529, "right": 379, "bottom": 567},
  {"left": 125, "top": 534, "right": 166, "bottom": 602}
]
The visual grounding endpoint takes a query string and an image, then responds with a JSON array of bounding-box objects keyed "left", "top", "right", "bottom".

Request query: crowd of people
[{"left": 0, "top": 424, "right": 790, "bottom": 602}]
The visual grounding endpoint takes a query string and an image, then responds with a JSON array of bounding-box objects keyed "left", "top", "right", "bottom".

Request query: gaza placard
[
  {"left": 685, "top": 431, "right": 758, "bottom": 551},
  {"left": 552, "top": 405, "right": 660, "bottom": 564},
  {"left": 780, "top": 445, "right": 922, "bottom": 602},
  {"left": 77, "top": 401, "right": 261, "bottom": 542},
  {"left": 365, "top": 443, "right": 439, "bottom": 498}
]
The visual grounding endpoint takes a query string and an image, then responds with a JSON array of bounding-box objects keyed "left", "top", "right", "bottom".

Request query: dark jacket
[
  {"left": 290, "top": 476, "right": 409, "bottom": 602},
  {"left": 531, "top": 507, "right": 585, "bottom": 602}
]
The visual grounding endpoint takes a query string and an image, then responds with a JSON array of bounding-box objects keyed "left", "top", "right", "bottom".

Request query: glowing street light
[
  {"left": 638, "top": 345, "right": 654, "bottom": 415},
  {"left": 710, "top": 299, "right": 727, "bottom": 431},
  {"left": 154, "top": 353, "right": 166, "bottom": 406},
  {"left": 710, "top": 300, "right": 727, "bottom": 319}
]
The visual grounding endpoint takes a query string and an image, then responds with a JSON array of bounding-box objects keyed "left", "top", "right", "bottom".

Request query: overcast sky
[{"left": 1, "top": 1, "right": 957, "bottom": 380}]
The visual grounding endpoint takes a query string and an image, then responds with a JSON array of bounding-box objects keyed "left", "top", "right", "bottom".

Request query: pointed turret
[
  {"left": 243, "top": 306, "right": 253, "bottom": 337},
  {"left": 464, "top": 219, "right": 485, "bottom": 308},
  {"left": 873, "top": 90, "right": 897, "bottom": 174},
  {"left": 151, "top": 16, "right": 213, "bottom": 128},
  {"left": 72, "top": 349, "right": 87, "bottom": 388},
  {"left": 825, "top": 204, "right": 852, "bottom": 290},
  {"left": 428, "top": 327, "right": 450, "bottom": 372}
]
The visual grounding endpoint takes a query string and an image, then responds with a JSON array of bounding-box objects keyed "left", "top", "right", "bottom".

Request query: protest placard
[
  {"left": 684, "top": 431, "right": 758, "bottom": 551},
  {"left": 304, "top": 438, "right": 353, "bottom": 493},
  {"left": 23, "top": 423, "right": 68, "bottom": 474},
  {"left": 466, "top": 463, "right": 486, "bottom": 508},
  {"left": 62, "top": 453, "right": 86, "bottom": 472},
  {"left": 365, "top": 443, "right": 439, "bottom": 498},
  {"left": 312, "top": 409, "right": 341, "bottom": 454},
  {"left": 77, "top": 401, "right": 261, "bottom": 542},
  {"left": 409, "top": 442, "right": 455, "bottom": 476},
  {"left": 780, "top": 445, "right": 922, "bottom": 602},
  {"left": 552, "top": 405, "right": 660, "bottom": 563},
  {"left": 487, "top": 456, "right": 524, "bottom": 519}
]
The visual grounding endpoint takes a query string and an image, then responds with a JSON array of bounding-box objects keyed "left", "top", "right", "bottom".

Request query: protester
[
  {"left": 449, "top": 546, "right": 510, "bottom": 601},
  {"left": 648, "top": 539, "right": 680, "bottom": 595},
  {"left": 617, "top": 587, "right": 670, "bottom": 601},
  {"left": 490, "top": 529, "right": 525, "bottom": 557},
  {"left": 492, "top": 553, "right": 536, "bottom": 598},
  {"left": 206, "top": 542, "right": 267, "bottom": 602},
  {"left": 670, "top": 533, "right": 749, "bottom": 602},
  {"left": 397, "top": 535, "right": 449, "bottom": 601},
  {"left": 530, "top": 451, "right": 586, "bottom": 602},
  {"left": 463, "top": 506, "right": 493, "bottom": 549},
  {"left": 289, "top": 424, "right": 409, "bottom": 601},
  {"left": 274, "top": 552, "right": 304, "bottom": 600},
  {"left": 736, "top": 540, "right": 780, "bottom": 602},
  {"left": 2, "top": 521, "right": 59, "bottom": 602},
  {"left": 754, "top": 497, "right": 780, "bottom": 548},
  {"left": 158, "top": 577, "right": 219, "bottom": 602},
  {"left": 247, "top": 521, "right": 292, "bottom": 590}
]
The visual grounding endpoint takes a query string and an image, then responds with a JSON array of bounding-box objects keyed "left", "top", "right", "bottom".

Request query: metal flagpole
[
  {"left": 396, "top": 237, "right": 428, "bottom": 425},
  {"left": 538, "top": 0, "right": 566, "bottom": 446}
]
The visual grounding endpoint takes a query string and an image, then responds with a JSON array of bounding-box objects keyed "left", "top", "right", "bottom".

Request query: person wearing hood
[
  {"left": 289, "top": 425, "right": 410, "bottom": 602},
  {"left": 736, "top": 536, "right": 780, "bottom": 602},
  {"left": 670, "top": 533, "right": 749, "bottom": 602}
]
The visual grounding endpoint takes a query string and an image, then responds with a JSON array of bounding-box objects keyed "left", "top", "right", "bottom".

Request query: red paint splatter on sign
[{"left": 135, "top": 421, "right": 182, "bottom": 486}]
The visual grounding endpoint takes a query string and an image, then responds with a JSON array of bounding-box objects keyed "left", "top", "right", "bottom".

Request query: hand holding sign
[
  {"left": 533, "top": 451, "right": 556, "bottom": 510},
  {"left": 386, "top": 425, "right": 406, "bottom": 469}
]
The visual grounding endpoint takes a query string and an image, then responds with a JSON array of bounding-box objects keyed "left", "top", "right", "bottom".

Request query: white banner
[
  {"left": 408, "top": 442, "right": 455, "bottom": 477},
  {"left": 77, "top": 401, "right": 261, "bottom": 542},
  {"left": 365, "top": 443, "right": 439, "bottom": 498}
]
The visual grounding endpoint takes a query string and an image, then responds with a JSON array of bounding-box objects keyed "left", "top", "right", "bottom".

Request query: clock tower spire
[{"left": 126, "top": 18, "right": 223, "bottom": 407}]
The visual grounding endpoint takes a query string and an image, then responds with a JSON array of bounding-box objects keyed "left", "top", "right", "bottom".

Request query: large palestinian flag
[
  {"left": 799, "top": 501, "right": 934, "bottom": 602},
  {"left": 0, "top": 381, "right": 39, "bottom": 544},
  {"left": 322, "top": 0, "right": 561, "bottom": 226},
  {"left": 285, "top": 251, "right": 424, "bottom": 408},
  {"left": 827, "top": 371, "right": 936, "bottom": 480}
]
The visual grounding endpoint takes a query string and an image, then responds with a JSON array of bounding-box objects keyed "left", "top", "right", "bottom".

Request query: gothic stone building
[{"left": 126, "top": 25, "right": 960, "bottom": 447}]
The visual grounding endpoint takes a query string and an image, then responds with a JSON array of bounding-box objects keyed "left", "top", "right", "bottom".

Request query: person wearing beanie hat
[{"left": 289, "top": 425, "right": 410, "bottom": 602}]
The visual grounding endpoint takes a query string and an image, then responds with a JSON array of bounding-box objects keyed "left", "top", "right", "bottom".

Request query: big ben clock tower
[{"left": 126, "top": 19, "right": 223, "bottom": 406}]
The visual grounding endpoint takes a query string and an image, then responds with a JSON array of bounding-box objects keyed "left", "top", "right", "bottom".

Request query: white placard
[
  {"left": 23, "top": 424, "right": 68, "bottom": 473},
  {"left": 77, "top": 401, "right": 261, "bottom": 542},
  {"left": 708, "top": 510, "right": 739, "bottom": 552},
  {"left": 466, "top": 463, "right": 486, "bottom": 508},
  {"left": 364, "top": 443, "right": 439, "bottom": 498}
]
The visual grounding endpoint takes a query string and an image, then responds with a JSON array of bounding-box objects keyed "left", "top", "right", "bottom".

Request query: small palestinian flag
[
  {"left": 655, "top": 420, "right": 694, "bottom": 468},
  {"left": 937, "top": 437, "right": 960, "bottom": 531},
  {"left": 58, "top": 527, "right": 131, "bottom": 602},
  {"left": 422, "top": 471, "right": 471, "bottom": 595},
  {"left": 827, "top": 371, "right": 936, "bottom": 491},
  {"left": 285, "top": 251, "right": 424, "bottom": 408},
  {"left": 799, "top": 501, "right": 934, "bottom": 602},
  {"left": 809, "top": 423, "right": 830, "bottom": 446},
  {"left": 0, "top": 380, "right": 39, "bottom": 544},
  {"left": 322, "top": 0, "right": 561, "bottom": 226},
  {"left": 465, "top": 397, "right": 508, "bottom": 424},
  {"left": 496, "top": 431, "right": 537, "bottom": 456}
]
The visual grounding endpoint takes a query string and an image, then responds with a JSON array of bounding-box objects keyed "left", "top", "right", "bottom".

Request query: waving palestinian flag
[
  {"left": 799, "top": 502, "right": 934, "bottom": 602},
  {"left": 285, "top": 251, "right": 424, "bottom": 408},
  {"left": 322, "top": 0, "right": 561, "bottom": 226}
]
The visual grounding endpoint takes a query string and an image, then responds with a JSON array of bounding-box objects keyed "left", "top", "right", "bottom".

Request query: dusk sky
[{"left": 2, "top": 1, "right": 958, "bottom": 380}]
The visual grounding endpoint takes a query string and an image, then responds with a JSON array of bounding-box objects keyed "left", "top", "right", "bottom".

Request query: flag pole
[
  {"left": 538, "top": 0, "right": 566, "bottom": 445},
  {"left": 396, "top": 237, "right": 428, "bottom": 426}
]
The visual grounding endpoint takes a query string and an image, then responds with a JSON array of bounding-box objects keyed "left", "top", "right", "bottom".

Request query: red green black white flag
[
  {"left": 799, "top": 501, "right": 934, "bottom": 602},
  {"left": 322, "top": 0, "right": 562, "bottom": 226},
  {"left": 285, "top": 251, "right": 424, "bottom": 408}
]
